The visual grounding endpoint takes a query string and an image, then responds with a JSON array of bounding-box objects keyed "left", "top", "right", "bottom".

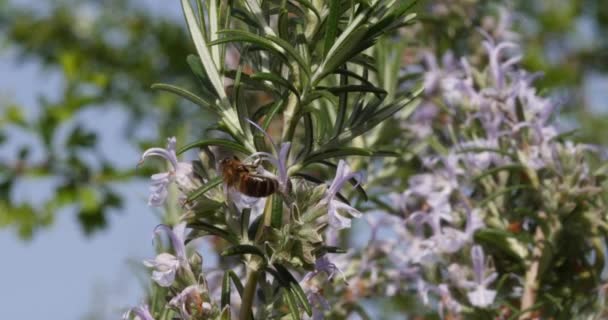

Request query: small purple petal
[
  {"left": 153, "top": 223, "right": 187, "bottom": 260},
  {"left": 471, "top": 245, "right": 485, "bottom": 284},
  {"left": 123, "top": 305, "right": 155, "bottom": 320}
]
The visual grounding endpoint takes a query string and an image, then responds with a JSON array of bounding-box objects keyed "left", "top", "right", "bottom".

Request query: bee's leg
[
  {"left": 248, "top": 173, "right": 270, "bottom": 179},
  {"left": 243, "top": 158, "right": 262, "bottom": 169}
]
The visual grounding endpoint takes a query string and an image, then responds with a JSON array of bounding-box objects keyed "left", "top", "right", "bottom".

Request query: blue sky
[
  {"left": 0, "top": 1, "right": 184, "bottom": 319},
  {"left": 0, "top": 48, "right": 161, "bottom": 320}
]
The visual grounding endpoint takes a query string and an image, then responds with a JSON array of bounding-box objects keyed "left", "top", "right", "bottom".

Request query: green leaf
[
  {"left": 211, "top": 30, "right": 310, "bottom": 78},
  {"left": 178, "top": 138, "right": 250, "bottom": 155},
  {"left": 473, "top": 164, "right": 526, "bottom": 182},
  {"left": 297, "top": 113, "right": 314, "bottom": 160},
  {"left": 330, "top": 87, "right": 422, "bottom": 146},
  {"left": 187, "top": 220, "right": 238, "bottom": 244},
  {"left": 278, "top": 7, "right": 289, "bottom": 40},
  {"left": 186, "top": 176, "right": 223, "bottom": 203},
  {"left": 290, "top": 282, "right": 313, "bottom": 316},
  {"left": 270, "top": 194, "right": 283, "bottom": 229},
  {"left": 331, "top": 68, "right": 378, "bottom": 92},
  {"left": 318, "top": 85, "right": 387, "bottom": 98},
  {"left": 223, "top": 69, "right": 278, "bottom": 94},
  {"left": 250, "top": 72, "right": 300, "bottom": 96},
  {"left": 151, "top": 83, "right": 217, "bottom": 113},
  {"left": 269, "top": 264, "right": 311, "bottom": 315},
  {"left": 221, "top": 244, "right": 266, "bottom": 259},
  {"left": 475, "top": 229, "right": 528, "bottom": 262},
  {"left": 323, "top": 0, "right": 340, "bottom": 57},
  {"left": 292, "top": 0, "right": 321, "bottom": 21},
  {"left": 266, "top": 34, "right": 311, "bottom": 79},
  {"left": 228, "top": 270, "right": 245, "bottom": 296},
  {"left": 181, "top": 0, "right": 226, "bottom": 99},
  {"left": 186, "top": 54, "right": 218, "bottom": 97},
  {"left": 220, "top": 306, "right": 231, "bottom": 320},
  {"left": 233, "top": 60, "right": 252, "bottom": 138},
  {"left": 284, "top": 289, "right": 301, "bottom": 320},
  {"left": 230, "top": 8, "right": 261, "bottom": 29},
  {"left": 208, "top": 0, "right": 220, "bottom": 68},
  {"left": 313, "top": 3, "right": 368, "bottom": 82},
  {"left": 302, "top": 147, "right": 398, "bottom": 167},
  {"left": 332, "top": 67, "right": 348, "bottom": 139},
  {"left": 248, "top": 215, "right": 263, "bottom": 241},
  {"left": 313, "top": 245, "right": 347, "bottom": 254},
  {"left": 221, "top": 271, "right": 231, "bottom": 308},
  {"left": 241, "top": 208, "right": 251, "bottom": 240},
  {"left": 261, "top": 98, "right": 285, "bottom": 131}
]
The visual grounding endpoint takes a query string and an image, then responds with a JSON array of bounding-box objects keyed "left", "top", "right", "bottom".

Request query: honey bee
[{"left": 220, "top": 156, "right": 278, "bottom": 197}]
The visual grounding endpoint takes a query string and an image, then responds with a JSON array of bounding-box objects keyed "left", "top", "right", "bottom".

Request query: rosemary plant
[
  {"left": 126, "top": 1, "right": 420, "bottom": 319},
  {"left": 124, "top": 1, "right": 608, "bottom": 319}
]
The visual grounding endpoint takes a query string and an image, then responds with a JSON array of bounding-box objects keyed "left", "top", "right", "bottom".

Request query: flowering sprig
[
  {"left": 319, "top": 160, "right": 364, "bottom": 231},
  {"left": 143, "top": 222, "right": 191, "bottom": 287},
  {"left": 128, "top": 1, "right": 421, "bottom": 320},
  {"left": 138, "top": 137, "right": 199, "bottom": 206}
]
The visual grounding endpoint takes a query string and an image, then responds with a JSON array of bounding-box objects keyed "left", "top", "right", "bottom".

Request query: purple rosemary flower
[
  {"left": 455, "top": 139, "right": 503, "bottom": 171},
  {"left": 169, "top": 284, "right": 212, "bottom": 319},
  {"left": 465, "top": 245, "right": 498, "bottom": 307},
  {"left": 430, "top": 209, "right": 484, "bottom": 255},
  {"left": 303, "top": 255, "right": 345, "bottom": 283},
  {"left": 303, "top": 283, "right": 330, "bottom": 320},
  {"left": 422, "top": 51, "right": 459, "bottom": 96},
  {"left": 481, "top": 39, "right": 520, "bottom": 91},
  {"left": 139, "top": 137, "right": 197, "bottom": 206},
  {"left": 437, "top": 284, "right": 463, "bottom": 318},
  {"left": 143, "top": 222, "right": 188, "bottom": 287},
  {"left": 319, "top": 160, "right": 364, "bottom": 230},
  {"left": 122, "top": 304, "right": 155, "bottom": 320}
]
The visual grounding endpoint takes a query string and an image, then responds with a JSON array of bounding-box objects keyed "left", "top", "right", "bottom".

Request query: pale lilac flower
[
  {"left": 408, "top": 197, "right": 453, "bottom": 235},
  {"left": 465, "top": 245, "right": 498, "bottom": 307},
  {"left": 122, "top": 305, "right": 155, "bottom": 320},
  {"left": 416, "top": 277, "right": 432, "bottom": 305},
  {"left": 422, "top": 52, "right": 459, "bottom": 96},
  {"left": 455, "top": 139, "right": 503, "bottom": 170},
  {"left": 434, "top": 209, "right": 484, "bottom": 253},
  {"left": 406, "top": 101, "right": 438, "bottom": 138},
  {"left": 437, "top": 284, "right": 463, "bottom": 318},
  {"left": 482, "top": 39, "right": 520, "bottom": 90},
  {"left": 139, "top": 137, "right": 196, "bottom": 206},
  {"left": 143, "top": 222, "right": 188, "bottom": 287},
  {"left": 303, "top": 255, "right": 345, "bottom": 282},
  {"left": 417, "top": 279, "right": 462, "bottom": 317},
  {"left": 404, "top": 234, "right": 439, "bottom": 265},
  {"left": 303, "top": 283, "right": 329, "bottom": 320},
  {"left": 169, "top": 285, "right": 212, "bottom": 319},
  {"left": 406, "top": 173, "right": 455, "bottom": 199},
  {"left": 319, "top": 160, "right": 364, "bottom": 230},
  {"left": 301, "top": 256, "right": 347, "bottom": 319}
]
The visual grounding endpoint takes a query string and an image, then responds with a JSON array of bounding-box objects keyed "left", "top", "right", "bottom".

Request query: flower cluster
[
  {"left": 126, "top": 132, "right": 365, "bottom": 319},
  {"left": 322, "top": 26, "right": 608, "bottom": 319}
]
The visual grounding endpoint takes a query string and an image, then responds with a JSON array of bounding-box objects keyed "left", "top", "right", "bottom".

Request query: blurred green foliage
[{"left": 0, "top": 0, "right": 606, "bottom": 239}]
